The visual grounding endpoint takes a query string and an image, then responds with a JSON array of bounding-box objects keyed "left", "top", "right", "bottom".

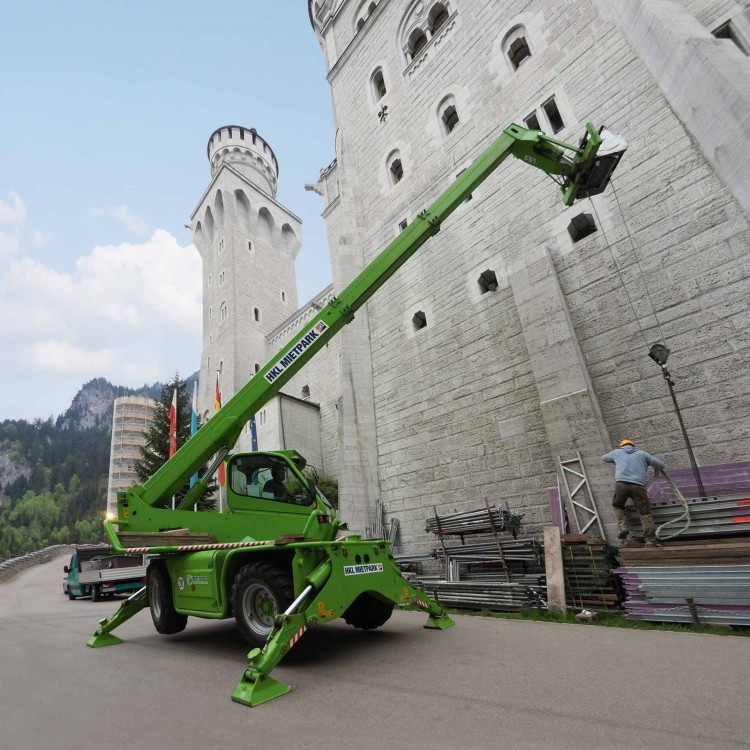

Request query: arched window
[
  {"left": 438, "top": 95, "right": 459, "bottom": 134},
  {"left": 208, "top": 273, "right": 212, "bottom": 287},
  {"left": 253, "top": 307, "right": 260, "bottom": 323},
  {"left": 208, "top": 306, "right": 212, "bottom": 320},
  {"left": 387, "top": 150, "right": 404, "bottom": 185},
  {"left": 428, "top": 3, "right": 449, "bottom": 34},
  {"left": 408, "top": 28, "right": 428, "bottom": 59},
  {"left": 218, "top": 360, "right": 223, "bottom": 376},
  {"left": 220, "top": 302, "right": 227, "bottom": 322},
  {"left": 372, "top": 68, "right": 387, "bottom": 100},
  {"left": 502, "top": 25, "right": 532, "bottom": 70},
  {"left": 254, "top": 363, "right": 260, "bottom": 374}
]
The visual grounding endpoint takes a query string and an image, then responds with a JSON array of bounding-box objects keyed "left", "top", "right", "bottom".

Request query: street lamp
[{"left": 648, "top": 344, "right": 707, "bottom": 499}]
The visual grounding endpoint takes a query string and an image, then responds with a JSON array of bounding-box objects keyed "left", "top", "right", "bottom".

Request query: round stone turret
[{"left": 207, "top": 125, "right": 279, "bottom": 197}]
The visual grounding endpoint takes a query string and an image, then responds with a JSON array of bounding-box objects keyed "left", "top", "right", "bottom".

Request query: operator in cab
[{"left": 263, "top": 466, "right": 289, "bottom": 500}]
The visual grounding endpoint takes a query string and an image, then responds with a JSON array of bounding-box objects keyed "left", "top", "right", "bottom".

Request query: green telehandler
[{"left": 88, "top": 122, "right": 627, "bottom": 706}]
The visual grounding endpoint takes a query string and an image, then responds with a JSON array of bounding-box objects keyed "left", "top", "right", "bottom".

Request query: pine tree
[{"left": 134, "top": 374, "right": 216, "bottom": 511}]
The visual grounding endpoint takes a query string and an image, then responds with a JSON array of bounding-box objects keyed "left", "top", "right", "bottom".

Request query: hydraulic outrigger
[{"left": 88, "top": 122, "right": 626, "bottom": 706}]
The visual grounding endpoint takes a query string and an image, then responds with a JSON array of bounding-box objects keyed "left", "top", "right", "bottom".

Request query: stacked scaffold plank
[
  {"left": 561, "top": 534, "right": 623, "bottom": 610},
  {"left": 615, "top": 539, "right": 750, "bottom": 626}
]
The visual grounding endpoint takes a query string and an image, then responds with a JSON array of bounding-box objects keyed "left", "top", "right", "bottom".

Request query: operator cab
[{"left": 227, "top": 453, "right": 314, "bottom": 514}]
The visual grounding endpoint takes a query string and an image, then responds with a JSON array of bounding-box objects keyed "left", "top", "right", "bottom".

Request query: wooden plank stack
[{"left": 561, "top": 534, "right": 623, "bottom": 609}]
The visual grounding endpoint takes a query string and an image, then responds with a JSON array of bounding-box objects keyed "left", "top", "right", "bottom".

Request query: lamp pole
[{"left": 648, "top": 344, "right": 706, "bottom": 500}]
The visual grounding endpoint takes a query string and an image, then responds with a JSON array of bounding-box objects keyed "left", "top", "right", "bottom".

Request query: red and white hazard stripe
[
  {"left": 288, "top": 626, "right": 307, "bottom": 649},
  {"left": 123, "top": 539, "right": 273, "bottom": 554},
  {"left": 415, "top": 599, "right": 429, "bottom": 609}
]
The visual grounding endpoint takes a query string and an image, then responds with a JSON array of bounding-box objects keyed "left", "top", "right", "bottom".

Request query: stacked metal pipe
[
  {"left": 561, "top": 536, "right": 622, "bottom": 609},
  {"left": 426, "top": 505, "right": 524, "bottom": 537},
  {"left": 421, "top": 580, "right": 544, "bottom": 611}
]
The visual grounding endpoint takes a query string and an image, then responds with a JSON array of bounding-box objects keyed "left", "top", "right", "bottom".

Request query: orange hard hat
[{"left": 619, "top": 439, "right": 635, "bottom": 447}]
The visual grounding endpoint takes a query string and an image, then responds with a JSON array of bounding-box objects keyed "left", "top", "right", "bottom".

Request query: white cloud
[
  {"left": 31, "top": 230, "right": 45, "bottom": 246},
  {"left": 0, "top": 229, "right": 202, "bottom": 402},
  {"left": 92, "top": 205, "right": 148, "bottom": 234},
  {"left": 29, "top": 341, "right": 119, "bottom": 375},
  {"left": 0, "top": 231, "right": 19, "bottom": 258},
  {"left": 0, "top": 192, "right": 26, "bottom": 224}
]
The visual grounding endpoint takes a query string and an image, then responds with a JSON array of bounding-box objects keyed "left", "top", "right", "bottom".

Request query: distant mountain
[{"left": 58, "top": 373, "right": 198, "bottom": 431}]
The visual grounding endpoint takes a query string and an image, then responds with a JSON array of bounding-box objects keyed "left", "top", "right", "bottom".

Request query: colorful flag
[
  {"left": 215, "top": 374, "right": 225, "bottom": 486},
  {"left": 190, "top": 380, "right": 198, "bottom": 488},
  {"left": 168, "top": 388, "right": 178, "bottom": 458}
]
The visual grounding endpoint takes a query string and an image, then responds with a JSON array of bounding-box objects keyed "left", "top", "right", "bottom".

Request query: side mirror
[
  {"left": 63, "top": 566, "right": 69, "bottom": 573},
  {"left": 308, "top": 482, "right": 318, "bottom": 503}
]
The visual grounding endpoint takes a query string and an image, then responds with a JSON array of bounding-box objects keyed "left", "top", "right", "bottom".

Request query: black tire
[
  {"left": 148, "top": 565, "right": 188, "bottom": 635},
  {"left": 343, "top": 593, "right": 395, "bottom": 630},
  {"left": 232, "top": 562, "right": 294, "bottom": 647},
  {"left": 90, "top": 585, "right": 101, "bottom": 602},
  {"left": 68, "top": 590, "right": 77, "bottom": 600}
]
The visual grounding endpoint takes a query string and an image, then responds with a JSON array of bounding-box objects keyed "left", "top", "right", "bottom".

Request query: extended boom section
[{"left": 91, "top": 121, "right": 626, "bottom": 707}]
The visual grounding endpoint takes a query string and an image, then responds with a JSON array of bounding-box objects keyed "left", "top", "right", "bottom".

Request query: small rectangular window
[
  {"left": 281, "top": 290, "right": 287, "bottom": 302},
  {"left": 542, "top": 97, "right": 565, "bottom": 134},
  {"left": 524, "top": 112, "right": 541, "bottom": 130},
  {"left": 399, "top": 219, "right": 408, "bottom": 232},
  {"left": 248, "top": 240, "right": 253, "bottom": 252}
]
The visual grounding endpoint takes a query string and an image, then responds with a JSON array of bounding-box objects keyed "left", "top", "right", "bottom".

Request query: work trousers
[{"left": 612, "top": 481, "right": 656, "bottom": 541}]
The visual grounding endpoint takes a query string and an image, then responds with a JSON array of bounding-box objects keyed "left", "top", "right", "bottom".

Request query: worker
[
  {"left": 263, "top": 466, "right": 289, "bottom": 499},
  {"left": 602, "top": 439, "right": 665, "bottom": 547}
]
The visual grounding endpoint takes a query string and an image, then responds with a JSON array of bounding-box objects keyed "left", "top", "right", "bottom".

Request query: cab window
[{"left": 229, "top": 455, "right": 312, "bottom": 506}]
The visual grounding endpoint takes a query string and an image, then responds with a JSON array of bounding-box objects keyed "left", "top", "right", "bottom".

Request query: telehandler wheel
[
  {"left": 147, "top": 565, "right": 188, "bottom": 635},
  {"left": 232, "top": 562, "right": 293, "bottom": 647},
  {"left": 68, "top": 590, "right": 77, "bottom": 600},
  {"left": 343, "top": 593, "right": 395, "bottom": 630},
  {"left": 90, "top": 585, "right": 101, "bottom": 602}
]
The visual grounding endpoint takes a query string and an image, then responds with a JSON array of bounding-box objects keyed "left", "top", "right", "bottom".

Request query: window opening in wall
[
  {"left": 281, "top": 290, "right": 287, "bottom": 302},
  {"left": 220, "top": 270, "right": 225, "bottom": 286},
  {"left": 412, "top": 310, "right": 427, "bottom": 330},
  {"left": 399, "top": 218, "right": 408, "bottom": 232},
  {"left": 219, "top": 360, "right": 223, "bottom": 376},
  {"left": 524, "top": 111, "right": 541, "bottom": 130},
  {"left": 567, "top": 213, "right": 597, "bottom": 242},
  {"left": 408, "top": 29, "right": 428, "bottom": 59},
  {"left": 254, "top": 364, "right": 260, "bottom": 374},
  {"left": 219, "top": 237, "right": 225, "bottom": 252},
  {"left": 208, "top": 274, "right": 212, "bottom": 287},
  {"left": 542, "top": 96, "right": 564, "bottom": 134},
  {"left": 390, "top": 158, "right": 403, "bottom": 184},
  {"left": 428, "top": 3, "right": 449, "bottom": 34},
  {"left": 478, "top": 269, "right": 499, "bottom": 294},
  {"left": 373, "top": 69, "right": 387, "bottom": 100},
  {"left": 207, "top": 356, "right": 211, "bottom": 372},
  {"left": 220, "top": 302, "right": 227, "bottom": 322},
  {"left": 209, "top": 306, "right": 213, "bottom": 320},
  {"left": 712, "top": 21, "right": 750, "bottom": 55},
  {"left": 302, "top": 385, "right": 310, "bottom": 399},
  {"left": 357, "top": 18, "right": 365, "bottom": 30},
  {"left": 508, "top": 36, "right": 531, "bottom": 69},
  {"left": 247, "top": 240, "right": 253, "bottom": 252},
  {"left": 209, "top": 334, "right": 213, "bottom": 344},
  {"left": 442, "top": 105, "right": 459, "bottom": 133},
  {"left": 253, "top": 307, "right": 260, "bottom": 322},
  {"left": 456, "top": 169, "right": 473, "bottom": 202}
]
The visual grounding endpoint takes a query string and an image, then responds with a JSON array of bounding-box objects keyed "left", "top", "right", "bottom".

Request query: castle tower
[{"left": 191, "top": 126, "right": 302, "bottom": 449}]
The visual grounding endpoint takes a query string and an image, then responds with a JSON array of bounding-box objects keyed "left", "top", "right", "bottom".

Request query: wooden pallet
[
  {"left": 620, "top": 540, "right": 750, "bottom": 567},
  {"left": 118, "top": 530, "right": 217, "bottom": 548}
]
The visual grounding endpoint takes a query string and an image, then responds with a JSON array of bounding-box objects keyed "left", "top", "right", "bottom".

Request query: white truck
[{"left": 64, "top": 545, "right": 147, "bottom": 601}]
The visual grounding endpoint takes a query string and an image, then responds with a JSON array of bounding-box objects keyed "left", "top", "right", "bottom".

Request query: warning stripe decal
[
  {"left": 122, "top": 540, "right": 273, "bottom": 554},
  {"left": 288, "top": 626, "right": 307, "bottom": 649}
]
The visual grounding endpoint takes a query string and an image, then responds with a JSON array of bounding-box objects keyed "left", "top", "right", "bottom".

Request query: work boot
[
  {"left": 644, "top": 539, "right": 663, "bottom": 548},
  {"left": 618, "top": 528, "right": 630, "bottom": 540}
]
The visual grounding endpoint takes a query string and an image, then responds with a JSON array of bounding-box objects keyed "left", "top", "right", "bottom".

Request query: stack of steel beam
[
  {"left": 562, "top": 535, "right": 623, "bottom": 609},
  {"left": 426, "top": 505, "right": 524, "bottom": 537},
  {"left": 615, "top": 539, "right": 750, "bottom": 625},
  {"left": 625, "top": 494, "right": 750, "bottom": 539},
  {"left": 438, "top": 538, "right": 542, "bottom": 565}
]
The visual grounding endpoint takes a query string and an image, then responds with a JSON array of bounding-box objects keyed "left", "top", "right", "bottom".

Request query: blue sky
[{"left": 0, "top": 1, "right": 335, "bottom": 420}]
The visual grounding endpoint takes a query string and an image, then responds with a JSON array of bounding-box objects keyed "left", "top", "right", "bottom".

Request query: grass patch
[{"left": 399, "top": 604, "right": 749, "bottom": 636}]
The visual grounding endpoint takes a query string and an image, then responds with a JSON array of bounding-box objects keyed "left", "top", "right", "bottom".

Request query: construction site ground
[{"left": 2, "top": 555, "right": 748, "bottom": 750}]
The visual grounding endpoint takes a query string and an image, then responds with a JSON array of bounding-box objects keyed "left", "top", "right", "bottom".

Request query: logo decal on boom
[{"left": 264, "top": 320, "right": 329, "bottom": 384}]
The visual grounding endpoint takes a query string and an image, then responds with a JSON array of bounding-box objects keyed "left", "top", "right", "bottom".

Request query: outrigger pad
[
  {"left": 424, "top": 613, "right": 455, "bottom": 630},
  {"left": 87, "top": 632, "right": 124, "bottom": 648},
  {"left": 232, "top": 674, "right": 291, "bottom": 707}
]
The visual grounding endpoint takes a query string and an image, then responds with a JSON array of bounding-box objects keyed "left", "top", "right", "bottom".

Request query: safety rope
[{"left": 655, "top": 469, "right": 692, "bottom": 540}]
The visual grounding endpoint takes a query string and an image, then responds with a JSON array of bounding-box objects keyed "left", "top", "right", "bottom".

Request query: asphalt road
[{"left": 1, "top": 556, "right": 749, "bottom": 750}]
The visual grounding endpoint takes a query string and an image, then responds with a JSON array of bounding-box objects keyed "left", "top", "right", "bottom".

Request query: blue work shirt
[{"left": 602, "top": 445, "right": 665, "bottom": 486}]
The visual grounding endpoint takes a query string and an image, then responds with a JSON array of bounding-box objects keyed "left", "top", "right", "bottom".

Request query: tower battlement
[{"left": 207, "top": 125, "right": 279, "bottom": 197}]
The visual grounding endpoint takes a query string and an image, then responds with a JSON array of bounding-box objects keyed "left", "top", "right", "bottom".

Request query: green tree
[{"left": 134, "top": 374, "right": 215, "bottom": 510}]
